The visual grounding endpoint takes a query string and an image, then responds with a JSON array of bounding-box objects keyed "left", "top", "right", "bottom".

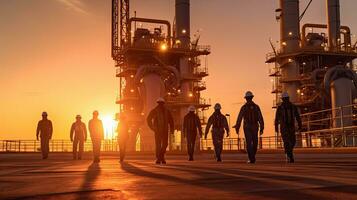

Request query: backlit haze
[{"left": 1, "top": 0, "right": 357, "bottom": 139}]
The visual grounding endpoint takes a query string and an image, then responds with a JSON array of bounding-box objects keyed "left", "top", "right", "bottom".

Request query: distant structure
[
  {"left": 111, "top": 0, "right": 210, "bottom": 151},
  {"left": 267, "top": 0, "right": 357, "bottom": 145}
]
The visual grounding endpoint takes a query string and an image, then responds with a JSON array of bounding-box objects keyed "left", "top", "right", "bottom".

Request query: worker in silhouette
[
  {"left": 118, "top": 114, "right": 129, "bottom": 162},
  {"left": 205, "top": 103, "right": 229, "bottom": 162},
  {"left": 183, "top": 105, "right": 203, "bottom": 161},
  {"left": 70, "top": 115, "right": 87, "bottom": 160},
  {"left": 275, "top": 92, "right": 302, "bottom": 163},
  {"left": 89, "top": 110, "right": 104, "bottom": 163},
  {"left": 36, "top": 112, "right": 53, "bottom": 159},
  {"left": 233, "top": 91, "right": 264, "bottom": 164},
  {"left": 147, "top": 97, "right": 174, "bottom": 164}
]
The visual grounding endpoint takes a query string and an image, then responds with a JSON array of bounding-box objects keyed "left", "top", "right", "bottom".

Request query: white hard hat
[
  {"left": 156, "top": 97, "right": 165, "bottom": 103},
  {"left": 282, "top": 92, "right": 289, "bottom": 98},
  {"left": 188, "top": 106, "right": 195, "bottom": 112},
  {"left": 245, "top": 91, "right": 254, "bottom": 98},
  {"left": 214, "top": 103, "right": 222, "bottom": 110}
]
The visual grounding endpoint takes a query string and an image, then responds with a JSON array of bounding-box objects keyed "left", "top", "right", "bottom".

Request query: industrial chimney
[{"left": 326, "top": 0, "right": 341, "bottom": 51}]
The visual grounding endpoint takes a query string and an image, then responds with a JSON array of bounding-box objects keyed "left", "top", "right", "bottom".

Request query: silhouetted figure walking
[
  {"left": 89, "top": 111, "right": 104, "bottom": 163},
  {"left": 275, "top": 92, "right": 302, "bottom": 163},
  {"left": 70, "top": 115, "right": 87, "bottom": 160},
  {"left": 36, "top": 112, "right": 53, "bottom": 159},
  {"left": 147, "top": 98, "right": 174, "bottom": 164},
  {"left": 118, "top": 115, "right": 129, "bottom": 162},
  {"left": 205, "top": 103, "right": 229, "bottom": 162},
  {"left": 183, "top": 106, "right": 203, "bottom": 161},
  {"left": 234, "top": 91, "right": 264, "bottom": 164}
]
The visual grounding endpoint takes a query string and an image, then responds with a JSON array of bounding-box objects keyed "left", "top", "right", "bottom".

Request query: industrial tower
[
  {"left": 111, "top": 0, "right": 211, "bottom": 151},
  {"left": 267, "top": 0, "right": 357, "bottom": 142}
]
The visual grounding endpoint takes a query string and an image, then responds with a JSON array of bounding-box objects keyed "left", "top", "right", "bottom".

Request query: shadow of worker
[{"left": 76, "top": 162, "right": 101, "bottom": 199}]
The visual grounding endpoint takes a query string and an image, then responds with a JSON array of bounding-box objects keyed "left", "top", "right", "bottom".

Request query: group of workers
[
  {"left": 36, "top": 111, "right": 104, "bottom": 162},
  {"left": 36, "top": 90, "right": 301, "bottom": 164}
]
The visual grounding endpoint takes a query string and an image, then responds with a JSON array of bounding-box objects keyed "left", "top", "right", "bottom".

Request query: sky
[{"left": 1, "top": 0, "right": 357, "bottom": 140}]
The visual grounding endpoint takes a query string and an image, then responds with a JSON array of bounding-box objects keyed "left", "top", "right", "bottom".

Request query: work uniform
[
  {"left": 88, "top": 118, "right": 104, "bottom": 162},
  {"left": 118, "top": 120, "right": 129, "bottom": 162},
  {"left": 36, "top": 119, "right": 53, "bottom": 159},
  {"left": 147, "top": 104, "right": 174, "bottom": 163},
  {"left": 183, "top": 111, "right": 203, "bottom": 160},
  {"left": 205, "top": 111, "right": 229, "bottom": 161},
  {"left": 70, "top": 121, "right": 87, "bottom": 159},
  {"left": 275, "top": 101, "right": 302, "bottom": 162},
  {"left": 235, "top": 101, "right": 264, "bottom": 163}
]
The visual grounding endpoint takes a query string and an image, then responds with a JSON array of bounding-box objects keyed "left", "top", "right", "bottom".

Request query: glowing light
[
  {"left": 102, "top": 115, "right": 117, "bottom": 139},
  {"left": 182, "top": 29, "right": 187, "bottom": 34},
  {"left": 288, "top": 58, "right": 293, "bottom": 63},
  {"left": 130, "top": 74, "right": 134, "bottom": 78},
  {"left": 188, "top": 93, "right": 193, "bottom": 97},
  {"left": 160, "top": 43, "right": 168, "bottom": 51},
  {"left": 288, "top": 32, "right": 293, "bottom": 36},
  {"left": 302, "top": 62, "right": 306, "bottom": 65},
  {"left": 141, "top": 112, "right": 145, "bottom": 116},
  {"left": 130, "top": 107, "right": 134, "bottom": 111},
  {"left": 175, "top": 40, "right": 181, "bottom": 44},
  {"left": 282, "top": 42, "right": 287, "bottom": 46},
  {"left": 130, "top": 89, "right": 134, "bottom": 93}
]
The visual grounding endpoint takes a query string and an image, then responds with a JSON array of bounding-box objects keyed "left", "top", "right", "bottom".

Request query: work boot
[
  {"left": 189, "top": 156, "right": 194, "bottom": 161},
  {"left": 247, "top": 160, "right": 255, "bottom": 164},
  {"left": 155, "top": 159, "right": 161, "bottom": 164},
  {"left": 161, "top": 158, "right": 167, "bottom": 164},
  {"left": 217, "top": 156, "right": 222, "bottom": 162}
]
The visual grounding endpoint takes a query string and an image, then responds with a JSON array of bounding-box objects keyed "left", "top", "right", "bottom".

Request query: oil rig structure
[
  {"left": 267, "top": 0, "right": 357, "bottom": 145},
  {"left": 111, "top": 0, "right": 211, "bottom": 151}
]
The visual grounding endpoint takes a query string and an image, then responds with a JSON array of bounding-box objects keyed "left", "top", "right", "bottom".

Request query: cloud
[{"left": 56, "top": 0, "right": 89, "bottom": 15}]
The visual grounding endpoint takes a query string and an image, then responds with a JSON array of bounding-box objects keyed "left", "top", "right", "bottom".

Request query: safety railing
[{"left": 3, "top": 133, "right": 357, "bottom": 153}]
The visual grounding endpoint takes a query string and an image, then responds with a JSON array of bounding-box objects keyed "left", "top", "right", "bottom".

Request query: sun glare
[{"left": 102, "top": 115, "right": 117, "bottom": 140}]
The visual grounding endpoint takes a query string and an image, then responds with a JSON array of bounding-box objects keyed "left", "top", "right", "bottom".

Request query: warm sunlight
[{"left": 102, "top": 114, "right": 117, "bottom": 140}]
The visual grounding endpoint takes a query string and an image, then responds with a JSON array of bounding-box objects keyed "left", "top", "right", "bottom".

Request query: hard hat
[
  {"left": 245, "top": 91, "right": 254, "bottom": 98},
  {"left": 214, "top": 103, "right": 222, "bottom": 110},
  {"left": 282, "top": 92, "right": 289, "bottom": 98},
  {"left": 76, "top": 115, "right": 81, "bottom": 119},
  {"left": 93, "top": 110, "right": 99, "bottom": 115},
  {"left": 188, "top": 105, "right": 195, "bottom": 112},
  {"left": 156, "top": 97, "right": 165, "bottom": 103},
  {"left": 42, "top": 112, "right": 48, "bottom": 116}
]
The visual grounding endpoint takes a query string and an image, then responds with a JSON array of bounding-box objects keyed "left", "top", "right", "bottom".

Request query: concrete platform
[{"left": 1, "top": 152, "right": 357, "bottom": 199}]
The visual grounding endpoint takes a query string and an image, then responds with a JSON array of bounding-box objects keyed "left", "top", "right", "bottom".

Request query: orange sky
[{"left": 1, "top": 0, "right": 357, "bottom": 140}]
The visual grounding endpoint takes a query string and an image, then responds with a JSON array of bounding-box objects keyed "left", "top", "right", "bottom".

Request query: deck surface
[{"left": 1, "top": 152, "right": 357, "bottom": 199}]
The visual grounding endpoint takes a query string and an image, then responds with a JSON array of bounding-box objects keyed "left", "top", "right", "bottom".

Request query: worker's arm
[
  {"left": 70, "top": 123, "right": 75, "bottom": 142},
  {"left": 168, "top": 110, "right": 174, "bottom": 135},
  {"left": 99, "top": 121, "right": 104, "bottom": 139},
  {"left": 294, "top": 106, "right": 302, "bottom": 131},
  {"left": 233, "top": 106, "right": 245, "bottom": 134},
  {"left": 274, "top": 107, "right": 280, "bottom": 133},
  {"left": 83, "top": 123, "right": 88, "bottom": 141},
  {"left": 49, "top": 121, "right": 53, "bottom": 139},
  {"left": 204, "top": 116, "right": 213, "bottom": 139},
  {"left": 223, "top": 116, "right": 230, "bottom": 137},
  {"left": 196, "top": 115, "right": 203, "bottom": 137},
  {"left": 182, "top": 116, "right": 187, "bottom": 138},
  {"left": 257, "top": 106, "right": 264, "bottom": 134},
  {"left": 36, "top": 121, "right": 40, "bottom": 140},
  {"left": 146, "top": 110, "right": 155, "bottom": 131}
]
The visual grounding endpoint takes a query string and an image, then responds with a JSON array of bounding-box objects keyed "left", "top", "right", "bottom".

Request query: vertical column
[{"left": 327, "top": 0, "right": 341, "bottom": 51}]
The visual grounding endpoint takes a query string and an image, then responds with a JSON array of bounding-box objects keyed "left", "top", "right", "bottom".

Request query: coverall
[
  {"left": 205, "top": 110, "right": 229, "bottom": 161},
  {"left": 183, "top": 111, "right": 203, "bottom": 160},
  {"left": 275, "top": 101, "right": 302, "bottom": 162},
  {"left": 147, "top": 104, "right": 174, "bottom": 163},
  {"left": 36, "top": 119, "right": 53, "bottom": 159},
  {"left": 89, "top": 118, "right": 104, "bottom": 162},
  {"left": 235, "top": 101, "right": 264, "bottom": 163},
  {"left": 70, "top": 121, "right": 87, "bottom": 159}
]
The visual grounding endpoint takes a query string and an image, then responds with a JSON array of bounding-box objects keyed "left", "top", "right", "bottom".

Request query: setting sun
[{"left": 102, "top": 115, "right": 117, "bottom": 140}]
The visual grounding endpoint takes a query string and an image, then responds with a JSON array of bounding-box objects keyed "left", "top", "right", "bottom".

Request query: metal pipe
[
  {"left": 279, "top": 0, "right": 300, "bottom": 53},
  {"left": 175, "top": 0, "right": 190, "bottom": 48},
  {"left": 301, "top": 23, "right": 351, "bottom": 50},
  {"left": 128, "top": 17, "right": 172, "bottom": 46},
  {"left": 327, "top": 0, "right": 341, "bottom": 51}
]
